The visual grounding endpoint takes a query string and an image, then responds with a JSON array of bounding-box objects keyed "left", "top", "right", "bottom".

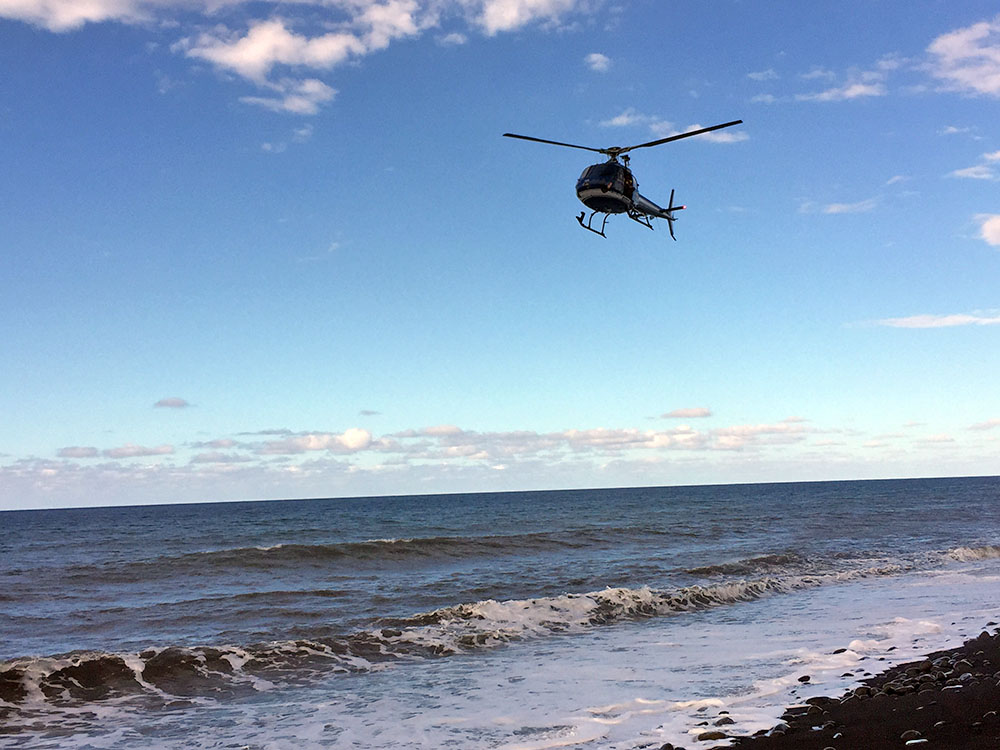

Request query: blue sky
[{"left": 2, "top": 0, "right": 999, "bottom": 509}]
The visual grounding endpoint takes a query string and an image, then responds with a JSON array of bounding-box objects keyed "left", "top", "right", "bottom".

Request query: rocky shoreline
[{"left": 667, "top": 625, "right": 1000, "bottom": 750}]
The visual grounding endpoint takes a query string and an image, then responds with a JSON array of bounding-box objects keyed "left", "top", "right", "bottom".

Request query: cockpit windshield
[{"left": 576, "top": 162, "right": 633, "bottom": 197}]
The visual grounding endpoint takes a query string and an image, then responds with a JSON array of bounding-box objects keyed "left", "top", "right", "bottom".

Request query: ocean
[{"left": 2, "top": 477, "right": 999, "bottom": 749}]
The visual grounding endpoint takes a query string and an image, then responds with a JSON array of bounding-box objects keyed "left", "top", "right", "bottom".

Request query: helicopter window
[
  {"left": 581, "top": 164, "right": 620, "bottom": 182},
  {"left": 578, "top": 163, "right": 629, "bottom": 194}
]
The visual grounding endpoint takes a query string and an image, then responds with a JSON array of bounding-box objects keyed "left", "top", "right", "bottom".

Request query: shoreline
[{"left": 674, "top": 623, "right": 1000, "bottom": 750}]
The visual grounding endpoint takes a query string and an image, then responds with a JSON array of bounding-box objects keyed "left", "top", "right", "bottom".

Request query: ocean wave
[
  {"left": 64, "top": 529, "right": 671, "bottom": 585},
  {"left": 0, "top": 564, "right": 905, "bottom": 720},
  {"left": 947, "top": 545, "right": 1000, "bottom": 561},
  {"left": 685, "top": 552, "right": 805, "bottom": 577}
]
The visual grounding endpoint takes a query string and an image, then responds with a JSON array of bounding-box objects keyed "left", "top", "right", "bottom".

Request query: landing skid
[
  {"left": 577, "top": 211, "right": 609, "bottom": 238},
  {"left": 627, "top": 209, "right": 655, "bottom": 231},
  {"left": 576, "top": 209, "right": 676, "bottom": 240}
]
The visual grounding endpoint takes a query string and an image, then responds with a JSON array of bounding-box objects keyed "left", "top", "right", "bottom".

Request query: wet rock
[
  {"left": 901, "top": 729, "right": 922, "bottom": 740},
  {"left": 714, "top": 716, "right": 735, "bottom": 726},
  {"left": 797, "top": 674, "right": 811, "bottom": 683},
  {"left": 696, "top": 730, "right": 727, "bottom": 741}
]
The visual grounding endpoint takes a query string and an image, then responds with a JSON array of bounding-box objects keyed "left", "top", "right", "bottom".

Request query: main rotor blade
[
  {"left": 502, "top": 133, "right": 604, "bottom": 154},
  {"left": 619, "top": 120, "right": 743, "bottom": 154}
]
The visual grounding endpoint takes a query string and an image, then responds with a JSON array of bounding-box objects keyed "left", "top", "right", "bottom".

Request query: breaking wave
[
  {"left": 947, "top": 545, "right": 1000, "bottom": 561},
  {"left": 0, "top": 564, "right": 903, "bottom": 720}
]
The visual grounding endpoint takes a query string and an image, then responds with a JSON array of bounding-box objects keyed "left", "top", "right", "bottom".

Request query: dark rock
[
  {"left": 797, "top": 675, "right": 811, "bottom": 683},
  {"left": 901, "top": 729, "right": 922, "bottom": 740},
  {"left": 715, "top": 716, "right": 735, "bottom": 726},
  {"left": 696, "top": 730, "right": 727, "bottom": 741}
]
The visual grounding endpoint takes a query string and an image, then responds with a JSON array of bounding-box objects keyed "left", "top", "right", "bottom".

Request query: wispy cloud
[
  {"left": 437, "top": 32, "right": 467, "bottom": 45},
  {"left": 154, "top": 397, "right": 190, "bottom": 408},
  {"left": 949, "top": 165, "right": 997, "bottom": 180},
  {"left": 927, "top": 15, "right": 1000, "bottom": 97},
  {"left": 800, "top": 67, "right": 836, "bottom": 81},
  {"left": 57, "top": 446, "right": 99, "bottom": 458},
  {"left": 747, "top": 68, "right": 778, "bottom": 81},
  {"left": 875, "top": 312, "right": 1000, "bottom": 328},
  {"left": 600, "top": 108, "right": 649, "bottom": 127},
  {"left": 797, "top": 81, "right": 886, "bottom": 102},
  {"left": 662, "top": 407, "right": 712, "bottom": 419},
  {"left": 823, "top": 198, "right": 879, "bottom": 214},
  {"left": 969, "top": 418, "right": 1000, "bottom": 431},
  {"left": 104, "top": 443, "right": 175, "bottom": 458},
  {"left": 795, "top": 55, "right": 904, "bottom": 102}
]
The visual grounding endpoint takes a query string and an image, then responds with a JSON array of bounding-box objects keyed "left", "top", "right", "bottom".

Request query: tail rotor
[{"left": 665, "top": 188, "right": 685, "bottom": 241}]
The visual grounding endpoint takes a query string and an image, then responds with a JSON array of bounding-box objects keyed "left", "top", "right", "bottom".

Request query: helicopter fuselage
[
  {"left": 576, "top": 160, "right": 674, "bottom": 218},
  {"left": 575, "top": 160, "right": 634, "bottom": 214}
]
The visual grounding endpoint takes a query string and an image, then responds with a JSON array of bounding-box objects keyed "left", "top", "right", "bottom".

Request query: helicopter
[{"left": 503, "top": 119, "right": 743, "bottom": 239}]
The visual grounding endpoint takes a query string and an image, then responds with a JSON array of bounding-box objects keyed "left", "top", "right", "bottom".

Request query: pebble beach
[{"left": 666, "top": 626, "right": 1000, "bottom": 750}]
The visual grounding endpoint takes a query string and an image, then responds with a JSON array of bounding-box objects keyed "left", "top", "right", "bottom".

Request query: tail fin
[{"left": 665, "top": 189, "right": 685, "bottom": 241}]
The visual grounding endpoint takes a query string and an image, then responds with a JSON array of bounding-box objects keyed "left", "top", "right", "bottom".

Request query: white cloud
[
  {"left": 978, "top": 214, "right": 1000, "bottom": 246},
  {"left": 662, "top": 407, "right": 712, "bottom": 419},
  {"left": 154, "top": 396, "right": 190, "bottom": 408},
  {"left": 940, "top": 125, "right": 974, "bottom": 135},
  {"left": 927, "top": 15, "right": 1000, "bottom": 97},
  {"left": 797, "top": 81, "right": 886, "bottom": 101},
  {"left": 984, "top": 150, "right": 1000, "bottom": 161},
  {"left": 823, "top": 198, "right": 878, "bottom": 214},
  {"left": 915, "top": 433, "right": 955, "bottom": 445},
  {"left": 255, "top": 428, "right": 373, "bottom": 454},
  {"left": 875, "top": 312, "right": 1000, "bottom": 328},
  {"left": 103, "top": 443, "right": 175, "bottom": 458},
  {"left": 800, "top": 67, "right": 836, "bottom": 81},
  {"left": 886, "top": 175, "right": 908, "bottom": 185},
  {"left": 191, "top": 451, "right": 252, "bottom": 464},
  {"left": 949, "top": 165, "right": 997, "bottom": 180},
  {"left": 0, "top": 0, "right": 153, "bottom": 31},
  {"left": 600, "top": 107, "right": 649, "bottom": 127},
  {"left": 747, "top": 68, "right": 778, "bottom": 81},
  {"left": 180, "top": 20, "right": 367, "bottom": 83},
  {"left": 970, "top": 418, "right": 1000, "bottom": 431},
  {"left": 476, "top": 0, "right": 577, "bottom": 35},
  {"left": 241, "top": 78, "right": 336, "bottom": 115},
  {"left": 57, "top": 446, "right": 99, "bottom": 458},
  {"left": 585, "top": 52, "right": 610, "bottom": 72},
  {"left": 437, "top": 32, "right": 467, "bottom": 45},
  {"left": 751, "top": 93, "right": 777, "bottom": 104}
]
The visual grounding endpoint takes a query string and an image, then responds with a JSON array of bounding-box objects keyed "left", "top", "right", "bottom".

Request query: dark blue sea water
[{"left": 2, "top": 477, "right": 999, "bottom": 748}]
